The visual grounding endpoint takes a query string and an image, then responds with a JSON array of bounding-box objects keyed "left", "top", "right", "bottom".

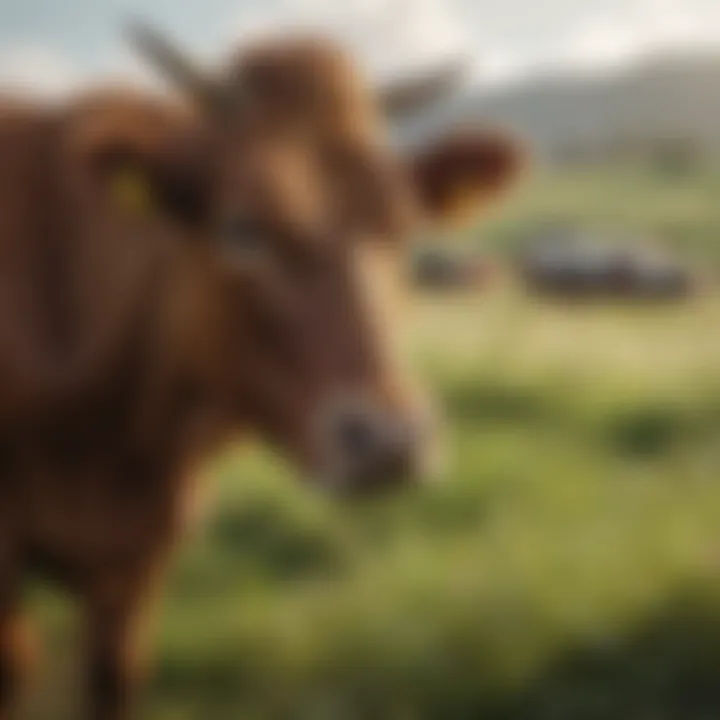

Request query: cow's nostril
[
  {"left": 319, "top": 395, "right": 440, "bottom": 496},
  {"left": 327, "top": 408, "right": 425, "bottom": 494},
  {"left": 334, "top": 412, "right": 378, "bottom": 462}
]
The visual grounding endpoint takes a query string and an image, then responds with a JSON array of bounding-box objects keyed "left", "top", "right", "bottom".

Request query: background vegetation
[{"left": 28, "top": 163, "right": 720, "bottom": 719}]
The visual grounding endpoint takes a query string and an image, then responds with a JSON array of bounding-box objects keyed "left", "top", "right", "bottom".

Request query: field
[{"left": 28, "top": 165, "right": 720, "bottom": 719}]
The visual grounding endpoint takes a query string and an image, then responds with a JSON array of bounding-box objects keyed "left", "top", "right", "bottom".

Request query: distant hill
[{"left": 400, "top": 52, "right": 720, "bottom": 164}]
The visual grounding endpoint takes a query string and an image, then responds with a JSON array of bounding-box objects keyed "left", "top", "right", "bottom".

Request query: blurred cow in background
[
  {"left": 518, "top": 232, "right": 694, "bottom": 301},
  {"left": 0, "top": 23, "right": 522, "bottom": 720}
]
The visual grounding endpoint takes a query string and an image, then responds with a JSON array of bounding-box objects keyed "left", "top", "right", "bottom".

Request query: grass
[{"left": 27, "top": 164, "right": 720, "bottom": 719}]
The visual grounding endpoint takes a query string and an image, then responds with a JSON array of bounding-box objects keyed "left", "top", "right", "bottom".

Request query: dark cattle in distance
[{"left": 518, "top": 239, "right": 694, "bottom": 301}]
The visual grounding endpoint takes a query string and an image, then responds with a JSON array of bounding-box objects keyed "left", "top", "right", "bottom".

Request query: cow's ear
[
  {"left": 89, "top": 133, "right": 213, "bottom": 228},
  {"left": 410, "top": 129, "right": 525, "bottom": 227}
]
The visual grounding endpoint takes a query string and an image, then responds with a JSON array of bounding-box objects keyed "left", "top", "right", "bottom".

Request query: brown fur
[{"left": 0, "top": 36, "right": 522, "bottom": 720}]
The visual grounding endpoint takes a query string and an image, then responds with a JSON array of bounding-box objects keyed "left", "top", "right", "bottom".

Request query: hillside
[{"left": 402, "top": 52, "right": 720, "bottom": 163}]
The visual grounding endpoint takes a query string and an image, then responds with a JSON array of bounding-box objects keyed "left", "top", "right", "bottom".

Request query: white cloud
[
  {"left": 0, "top": 44, "right": 81, "bottom": 98},
  {"left": 551, "top": 0, "right": 720, "bottom": 73},
  {"left": 474, "top": 47, "right": 527, "bottom": 87},
  {"left": 0, "top": 41, "right": 173, "bottom": 100},
  {"left": 555, "top": 16, "right": 643, "bottom": 70}
]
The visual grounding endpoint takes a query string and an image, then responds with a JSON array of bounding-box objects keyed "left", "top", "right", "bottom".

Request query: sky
[{"left": 0, "top": 0, "right": 719, "bottom": 95}]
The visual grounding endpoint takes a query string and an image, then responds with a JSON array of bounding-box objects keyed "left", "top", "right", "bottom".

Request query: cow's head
[{"left": 93, "top": 24, "right": 523, "bottom": 496}]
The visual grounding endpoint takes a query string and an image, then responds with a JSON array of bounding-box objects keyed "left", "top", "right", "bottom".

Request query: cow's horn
[
  {"left": 127, "top": 20, "right": 222, "bottom": 109},
  {"left": 378, "top": 57, "right": 468, "bottom": 119}
]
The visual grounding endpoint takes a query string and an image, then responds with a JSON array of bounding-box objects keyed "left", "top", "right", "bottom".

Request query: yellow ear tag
[{"left": 110, "top": 169, "right": 154, "bottom": 216}]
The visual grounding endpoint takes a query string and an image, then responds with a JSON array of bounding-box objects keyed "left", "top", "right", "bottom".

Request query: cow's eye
[{"left": 219, "top": 216, "right": 267, "bottom": 257}]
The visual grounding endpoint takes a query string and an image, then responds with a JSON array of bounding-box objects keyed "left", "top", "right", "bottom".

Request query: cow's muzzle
[{"left": 316, "top": 393, "right": 443, "bottom": 497}]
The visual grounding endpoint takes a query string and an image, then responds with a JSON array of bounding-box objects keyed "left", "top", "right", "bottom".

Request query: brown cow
[{"left": 0, "top": 23, "right": 522, "bottom": 720}]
